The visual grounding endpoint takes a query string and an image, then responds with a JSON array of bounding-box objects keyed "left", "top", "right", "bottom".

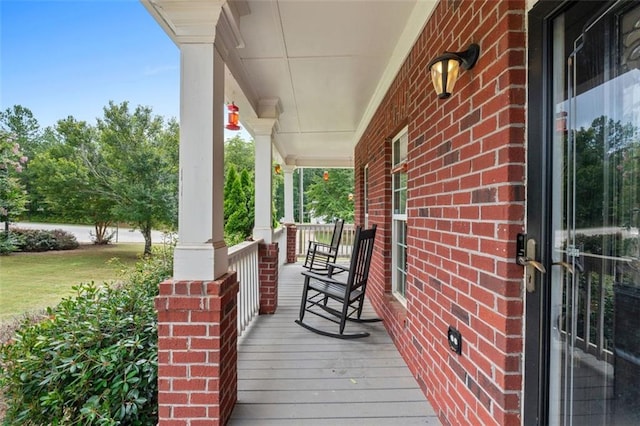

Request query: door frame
[
  {"left": 525, "top": 3, "right": 562, "bottom": 424},
  {"left": 525, "top": 1, "right": 612, "bottom": 424}
]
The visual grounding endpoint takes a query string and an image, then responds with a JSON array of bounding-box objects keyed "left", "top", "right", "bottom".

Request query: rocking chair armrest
[
  {"left": 308, "top": 241, "right": 335, "bottom": 252},
  {"left": 301, "top": 269, "right": 346, "bottom": 286},
  {"left": 326, "top": 263, "right": 349, "bottom": 275}
]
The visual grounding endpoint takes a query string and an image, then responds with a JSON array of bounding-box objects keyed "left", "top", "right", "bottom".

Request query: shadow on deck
[{"left": 229, "top": 263, "right": 440, "bottom": 425}]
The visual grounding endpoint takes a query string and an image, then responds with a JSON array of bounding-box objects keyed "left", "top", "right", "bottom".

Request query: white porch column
[
  {"left": 252, "top": 120, "right": 278, "bottom": 243},
  {"left": 283, "top": 165, "right": 295, "bottom": 223},
  {"left": 173, "top": 43, "right": 228, "bottom": 280}
]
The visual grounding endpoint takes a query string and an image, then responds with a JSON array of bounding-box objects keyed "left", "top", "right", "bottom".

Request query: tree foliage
[
  {"left": 95, "top": 101, "right": 178, "bottom": 255},
  {"left": 223, "top": 136, "right": 255, "bottom": 244},
  {"left": 28, "top": 117, "right": 116, "bottom": 243},
  {"left": 0, "top": 130, "right": 29, "bottom": 226},
  {"left": 304, "top": 168, "right": 354, "bottom": 223},
  {"left": 273, "top": 168, "right": 353, "bottom": 224},
  {"left": 0, "top": 106, "right": 43, "bottom": 219},
  {"left": 0, "top": 105, "right": 42, "bottom": 158},
  {"left": 573, "top": 116, "right": 639, "bottom": 229},
  {"left": 223, "top": 165, "right": 254, "bottom": 245},
  {"left": 224, "top": 135, "right": 254, "bottom": 176}
]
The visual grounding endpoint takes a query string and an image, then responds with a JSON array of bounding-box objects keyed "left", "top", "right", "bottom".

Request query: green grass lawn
[{"left": 0, "top": 244, "right": 145, "bottom": 323}]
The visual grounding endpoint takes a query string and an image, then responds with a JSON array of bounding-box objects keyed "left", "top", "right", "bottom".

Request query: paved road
[{"left": 3, "top": 222, "right": 168, "bottom": 244}]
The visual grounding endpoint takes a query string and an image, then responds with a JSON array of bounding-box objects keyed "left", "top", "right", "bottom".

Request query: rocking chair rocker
[{"left": 296, "top": 224, "right": 380, "bottom": 339}]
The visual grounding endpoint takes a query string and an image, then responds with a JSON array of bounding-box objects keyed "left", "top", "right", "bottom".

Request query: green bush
[
  {"left": 51, "top": 228, "right": 81, "bottom": 250},
  {"left": 0, "top": 231, "right": 20, "bottom": 255},
  {"left": 0, "top": 245, "right": 173, "bottom": 425},
  {"left": 10, "top": 227, "right": 79, "bottom": 252}
]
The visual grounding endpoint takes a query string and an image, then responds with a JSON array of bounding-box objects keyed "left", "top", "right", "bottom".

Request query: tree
[
  {"left": 94, "top": 101, "right": 178, "bottom": 255},
  {"left": 223, "top": 135, "right": 256, "bottom": 243},
  {"left": 28, "top": 117, "right": 117, "bottom": 243},
  {"left": 224, "top": 165, "right": 250, "bottom": 245},
  {"left": 224, "top": 135, "right": 254, "bottom": 176},
  {"left": 273, "top": 165, "right": 285, "bottom": 221},
  {"left": 239, "top": 168, "right": 255, "bottom": 230},
  {"left": 0, "top": 105, "right": 42, "bottom": 158},
  {"left": 0, "top": 105, "right": 43, "bottom": 219},
  {"left": 573, "top": 116, "right": 638, "bottom": 229},
  {"left": 0, "top": 130, "right": 29, "bottom": 253},
  {"left": 305, "top": 168, "right": 354, "bottom": 223},
  {"left": 0, "top": 130, "right": 29, "bottom": 220}
]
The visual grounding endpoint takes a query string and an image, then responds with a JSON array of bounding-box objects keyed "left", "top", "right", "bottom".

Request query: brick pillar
[
  {"left": 156, "top": 272, "right": 239, "bottom": 425},
  {"left": 258, "top": 242, "right": 279, "bottom": 314},
  {"left": 285, "top": 224, "right": 297, "bottom": 263}
]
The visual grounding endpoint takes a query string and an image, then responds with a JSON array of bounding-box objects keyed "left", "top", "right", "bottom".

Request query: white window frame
[{"left": 391, "top": 127, "right": 408, "bottom": 305}]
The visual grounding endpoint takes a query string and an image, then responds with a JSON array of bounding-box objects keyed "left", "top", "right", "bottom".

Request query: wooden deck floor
[{"left": 229, "top": 263, "right": 440, "bottom": 425}]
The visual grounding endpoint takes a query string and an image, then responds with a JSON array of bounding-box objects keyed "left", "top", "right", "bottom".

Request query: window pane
[{"left": 392, "top": 128, "right": 408, "bottom": 302}]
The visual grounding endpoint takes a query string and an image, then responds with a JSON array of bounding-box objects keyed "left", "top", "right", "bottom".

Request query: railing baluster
[
  {"left": 585, "top": 271, "right": 592, "bottom": 354},
  {"left": 597, "top": 271, "right": 605, "bottom": 359},
  {"left": 229, "top": 240, "right": 261, "bottom": 338},
  {"left": 296, "top": 223, "right": 356, "bottom": 258}
]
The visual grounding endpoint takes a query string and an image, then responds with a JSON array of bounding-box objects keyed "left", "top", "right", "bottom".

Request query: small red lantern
[
  {"left": 323, "top": 170, "right": 329, "bottom": 181},
  {"left": 225, "top": 102, "right": 240, "bottom": 131}
]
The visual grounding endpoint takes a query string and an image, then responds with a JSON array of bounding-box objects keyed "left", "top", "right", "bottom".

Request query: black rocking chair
[
  {"left": 303, "top": 218, "right": 345, "bottom": 274},
  {"left": 295, "top": 224, "right": 380, "bottom": 339}
]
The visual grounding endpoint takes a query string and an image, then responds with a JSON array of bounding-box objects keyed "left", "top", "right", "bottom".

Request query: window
[{"left": 392, "top": 128, "right": 408, "bottom": 303}]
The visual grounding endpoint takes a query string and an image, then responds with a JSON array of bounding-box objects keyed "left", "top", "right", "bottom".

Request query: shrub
[
  {"left": 0, "top": 244, "right": 173, "bottom": 425},
  {"left": 0, "top": 231, "right": 21, "bottom": 256},
  {"left": 51, "top": 228, "right": 80, "bottom": 250},
  {"left": 10, "top": 227, "right": 79, "bottom": 252}
]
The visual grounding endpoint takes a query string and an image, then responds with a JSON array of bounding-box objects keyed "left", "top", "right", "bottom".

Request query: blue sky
[{"left": 1, "top": 0, "right": 180, "bottom": 129}]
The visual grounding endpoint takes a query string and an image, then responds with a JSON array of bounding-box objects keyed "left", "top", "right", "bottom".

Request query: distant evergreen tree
[
  {"left": 224, "top": 165, "right": 240, "bottom": 223},
  {"left": 224, "top": 165, "right": 250, "bottom": 244},
  {"left": 239, "top": 168, "right": 255, "bottom": 233}
]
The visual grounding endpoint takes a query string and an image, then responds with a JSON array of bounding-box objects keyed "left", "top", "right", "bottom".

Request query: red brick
[
  {"left": 158, "top": 392, "right": 189, "bottom": 405},
  {"left": 173, "top": 405, "right": 208, "bottom": 418}
]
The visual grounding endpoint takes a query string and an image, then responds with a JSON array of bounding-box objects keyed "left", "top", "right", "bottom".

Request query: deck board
[{"left": 229, "top": 263, "right": 440, "bottom": 425}]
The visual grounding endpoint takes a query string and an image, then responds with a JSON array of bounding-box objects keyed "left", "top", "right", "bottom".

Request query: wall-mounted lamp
[
  {"left": 427, "top": 44, "right": 480, "bottom": 99},
  {"left": 274, "top": 164, "right": 282, "bottom": 175},
  {"left": 323, "top": 170, "right": 329, "bottom": 181},
  {"left": 225, "top": 102, "right": 240, "bottom": 130}
]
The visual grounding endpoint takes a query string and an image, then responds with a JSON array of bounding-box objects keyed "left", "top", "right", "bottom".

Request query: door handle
[
  {"left": 516, "top": 237, "right": 546, "bottom": 293},
  {"left": 518, "top": 257, "right": 546, "bottom": 273},
  {"left": 552, "top": 261, "right": 574, "bottom": 275}
]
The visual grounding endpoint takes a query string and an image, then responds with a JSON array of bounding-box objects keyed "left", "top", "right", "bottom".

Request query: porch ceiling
[{"left": 142, "top": 0, "right": 436, "bottom": 168}]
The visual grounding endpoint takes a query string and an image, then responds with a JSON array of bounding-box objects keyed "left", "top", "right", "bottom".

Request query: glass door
[{"left": 548, "top": 1, "right": 640, "bottom": 424}]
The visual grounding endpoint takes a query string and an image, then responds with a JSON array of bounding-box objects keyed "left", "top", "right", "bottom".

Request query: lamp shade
[
  {"left": 427, "top": 44, "right": 480, "bottom": 99},
  {"left": 429, "top": 56, "right": 460, "bottom": 99}
]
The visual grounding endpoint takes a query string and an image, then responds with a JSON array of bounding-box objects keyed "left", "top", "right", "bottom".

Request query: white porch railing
[
  {"left": 228, "top": 240, "right": 260, "bottom": 337},
  {"left": 295, "top": 223, "right": 355, "bottom": 258}
]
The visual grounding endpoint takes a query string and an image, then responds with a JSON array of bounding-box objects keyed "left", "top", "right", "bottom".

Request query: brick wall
[
  {"left": 258, "top": 242, "right": 279, "bottom": 314},
  {"left": 156, "top": 273, "right": 239, "bottom": 425},
  {"left": 354, "top": 1, "right": 526, "bottom": 425},
  {"left": 285, "top": 224, "right": 297, "bottom": 263}
]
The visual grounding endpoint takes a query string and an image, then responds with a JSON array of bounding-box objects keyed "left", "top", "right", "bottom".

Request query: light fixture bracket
[
  {"left": 427, "top": 43, "right": 480, "bottom": 72},
  {"left": 427, "top": 43, "right": 480, "bottom": 99}
]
